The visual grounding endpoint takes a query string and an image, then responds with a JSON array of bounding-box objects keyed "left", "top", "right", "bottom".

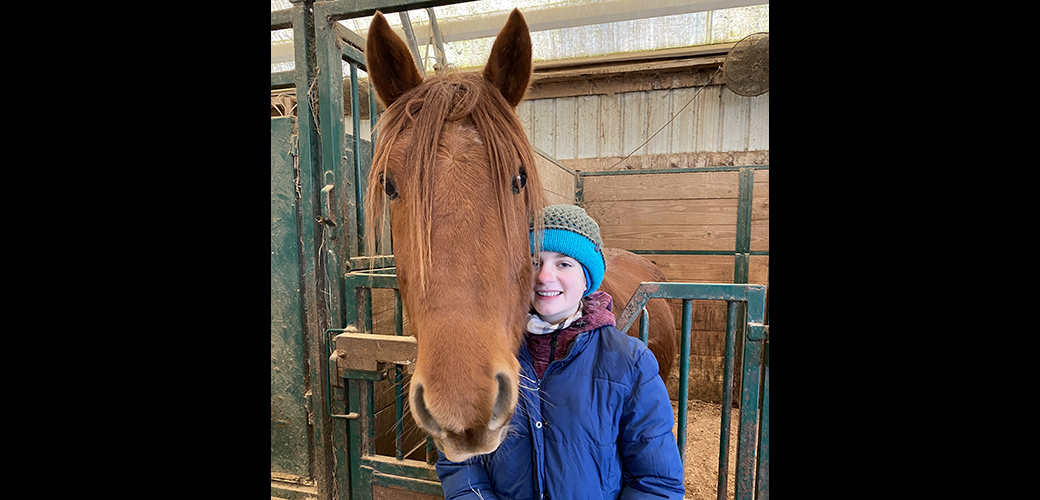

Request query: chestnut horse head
[{"left": 364, "top": 9, "right": 546, "bottom": 462}]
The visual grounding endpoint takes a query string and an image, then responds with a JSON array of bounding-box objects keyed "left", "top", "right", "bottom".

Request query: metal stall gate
[{"left": 272, "top": 2, "right": 769, "bottom": 499}]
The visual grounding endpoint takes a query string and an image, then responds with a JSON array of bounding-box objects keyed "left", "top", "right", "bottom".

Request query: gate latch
[{"left": 330, "top": 327, "right": 418, "bottom": 387}]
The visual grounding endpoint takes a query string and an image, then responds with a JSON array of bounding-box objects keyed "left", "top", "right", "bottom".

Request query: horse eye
[
  {"left": 381, "top": 174, "right": 399, "bottom": 200},
  {"left": 512, "top": 167, "right": 527, "bottom": 195}
]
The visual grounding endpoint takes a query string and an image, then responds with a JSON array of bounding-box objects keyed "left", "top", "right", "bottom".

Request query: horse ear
[
  {"left": 483, "top": 9, "right": 532, "bottom": 108},
  {"left": 366, "top": 11, "right": 424, "bottom": 107}
]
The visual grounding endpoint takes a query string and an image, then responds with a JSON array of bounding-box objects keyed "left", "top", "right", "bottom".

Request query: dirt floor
[{"left": 673, "top": 399, "right": 741, "bottom": 500}]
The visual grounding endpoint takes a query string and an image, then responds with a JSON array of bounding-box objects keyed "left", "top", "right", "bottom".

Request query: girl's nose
[{"left": 536, "top": 264, "right": 553, "bottom": 284}]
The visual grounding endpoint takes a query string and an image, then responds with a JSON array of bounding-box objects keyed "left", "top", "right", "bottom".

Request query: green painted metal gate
[{"left": 272, "top": 2, "right": 769, "bottom": 499}]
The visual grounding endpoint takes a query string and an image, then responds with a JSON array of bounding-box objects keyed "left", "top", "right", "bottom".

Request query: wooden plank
[
  {"left": 370, "top": 288, "right": 412, "bottom": 337},
  {"left": 373, "top": 485, "right": 442, "bottom": 500},
  {"left": 622, "top": 92, "right": 647, "bottom": 157},
  {"left": 532, "top": 99, "right": 555, "bottom": 156},
  {"left": 694, "top": 85, "right": 722, "bottom": 152},
  {"left": 555, "top": 96, "right": 577, "bottom": 159},
  {"left": 751, "top": 168, "right": 768, "bottom": 252},
  {"left": 580, "top": 170, "right": 739, "bottom": 202},
  {"left": 643, "top": 254, "right": 737, "bottom": 284},
  {"left": 597, "top": 224, "right": 737, "bottom": 252},
  {"left": 599, "top": 92, "right": 622, "bottom": 158},
  {"left": 720, "top": 85, "right": 749, "bottom": 151},
  {"left": 576, "top": 95, "right": 600, "bottom": 159},
  {"left": 748, "top": 91, "right": 768, "bottom": 151},
  {"left": 586, "top": 199, "right": 737, "bottom": 228},
  {"left": 748, "top": 255, "right": 768, "bottom": 287},
  {"left": 646, "top": 89, "right": 672, "bottom": 155}
]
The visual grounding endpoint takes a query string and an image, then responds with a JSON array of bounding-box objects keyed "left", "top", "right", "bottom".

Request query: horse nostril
[
  {"left": 489, "top": 371, "right": 516, "bottom": 429},
  {"left": 411, "top": 383, "right": 443, "bottom": 435}
]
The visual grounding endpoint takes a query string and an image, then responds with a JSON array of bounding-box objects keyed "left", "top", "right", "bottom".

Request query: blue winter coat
[{"left": 435, "top": 322, "right": 685, "bottom": 499}]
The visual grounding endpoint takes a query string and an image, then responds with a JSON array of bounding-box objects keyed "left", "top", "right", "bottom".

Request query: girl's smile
[{"left": 531, "top": 251, "right": 586, "bottom": 324}]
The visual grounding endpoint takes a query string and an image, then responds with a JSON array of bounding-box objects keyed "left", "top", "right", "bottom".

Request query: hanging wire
[{"left": 605, "top": 66, "right": 723, "bottom": 171}]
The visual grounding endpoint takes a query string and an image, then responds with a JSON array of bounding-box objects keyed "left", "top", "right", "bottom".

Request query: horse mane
[{"left": 365, "top": 71, "right": 546, "bottom": 291}]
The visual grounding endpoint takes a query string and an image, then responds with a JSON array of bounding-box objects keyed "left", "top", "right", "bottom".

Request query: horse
[
  {"left": 363, "top": 9, "right": 676, "bottom": 463},
  {"left": 599, "top": 247, "right": 677, "bottom": 381}
]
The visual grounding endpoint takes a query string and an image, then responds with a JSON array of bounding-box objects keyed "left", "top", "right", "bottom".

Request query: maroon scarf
[{"left": 525, "top": 291, "right": 616, "bottom": 379}]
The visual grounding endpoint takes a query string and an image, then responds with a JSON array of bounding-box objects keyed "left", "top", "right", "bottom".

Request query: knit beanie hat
[{"left": 530, "top": 204, "right": 606, "bottom": 297}]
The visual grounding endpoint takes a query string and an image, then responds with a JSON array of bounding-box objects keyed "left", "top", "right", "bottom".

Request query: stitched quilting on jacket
[{"left": 435, "top": 292, "right": 685, "bottom": 500}]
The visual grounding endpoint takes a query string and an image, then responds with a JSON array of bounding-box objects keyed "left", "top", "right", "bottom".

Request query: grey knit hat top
[{"left": 539, "top": 204, "right": 602, "bottom": 251}]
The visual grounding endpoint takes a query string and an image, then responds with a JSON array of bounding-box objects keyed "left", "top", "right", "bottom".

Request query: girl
[{"left": 436, "top": 204, "right": 685, "bottom": 499}]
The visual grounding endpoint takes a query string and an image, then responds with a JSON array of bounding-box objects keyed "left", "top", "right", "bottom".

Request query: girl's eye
[{"left": 558, "top": 261, "right": 571, "bottom": 268}]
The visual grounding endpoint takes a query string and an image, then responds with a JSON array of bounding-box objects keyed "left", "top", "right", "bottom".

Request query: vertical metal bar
[
  {"left": 395, "top": 366, "right": 404, "bottom": 460},
  {"left": 351, "top": 63, "right": 364, "bottom": 256},
  {"left": 394, "top": 289, "right": 403, "bottom": 336},
  {"left": 731, "top": 168, "right": 754, "bottom": 406},
  {"left": 756, "top": 343, "right": 769, "bottom": 500},
  {"left": 677, "top": 299, "right": 693, "bottom": 464},
  {"left": 347, "top": 378, "right": 363, "bottom": 500},
  {"left": 638, "top": 308, "right": 649, "bottom": 346},
  {"left": 398, "top": 11, "right": 427, "bottom": 78},
  {"left": 426, "top": 7, "right": 448, "bottom": 69},
  {"left": 717, "top": 300, "right": 739, "bottom": 500},
  {"left": 289, "top": 3, "right": 336, "bottom": 498},
  {"left": 369, "top": 80, "right": 379, "bottom": 145},
  {"left": 394, "top": 288, "right": 405, "bottom": 461},
  {"left": 735, "top": 333, "right": 763, "bottom": 500},
  {"left": 733, "top": 167, "right": 754, "bottom": 284},
  {"left": 427, "top": 436, "right": 436, "bottom": 465}
]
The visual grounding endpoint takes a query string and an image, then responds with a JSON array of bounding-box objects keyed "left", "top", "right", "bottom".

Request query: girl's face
[{"left": 531, "top": 251, "right": 587, "bottom": 324}]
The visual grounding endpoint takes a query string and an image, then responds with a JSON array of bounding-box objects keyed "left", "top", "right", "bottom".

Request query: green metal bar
[
  {"left": 351, "top": 62, "right": 365, "bottom": 257},
  {"left": 638, "top": 308, "right": 649, "bottom": 346},
  {"left": 343, "top": 271, "right": 399, "bottom": 291},
  {"left": 676, "top": 299, "right": 692, "bottom": 464},
  {"left": 347, "top": 378, "right": 363, "bottom": 500},
  {"left": 616, "top": 283, "right": 767, "bottom": 335},
  {"left": 315, "top": 0, "right": 474, "bottom": 22},
  {"left": 313, "top": 1, "right": 355, "bottom": 266},
  {"left": 342, "top": 43, "right": 365, "bottom": 68},
  {"left": 363, "top": 455, "right": 443, "bottom": 495},
  {"left": 628, "top": 249, "right": 769, "bottom": 256},
  {"left": 426, "top": 436, "right": 436, "bottom": 465},
  {"left": 363, "top": 454, "right": 440, "bottom": 482},
  {"left": 395, "top": 366, "right": 405, "bottom": 460},
  {"left": 756, "top": 343, "right": 769, "bottom": 500},
  {"left": 371, "top": 470, "right": 444, "bottom": 496},
  {"left": 394, "top": 289, "right": 403, "bottom": 336},
  {"left": 733, "top": 167, "right": 754, "bottom": 285},
  {"left": 735, "top": 337, "right": 762, "bottom": 500},
  {"left": 717, "top": 301, "right": 739, "bottom": 500},
  {"left": 577, "top": 165, "right": 768, "bottom": 177},
  {"left": 271, "top": 8, "right": 292, "bottom": 30},
  {"left": 285, "top": 3, "right": 341, "bottom": 499},
  {"left": 347, "top": 255, "right": 395, "bottom": 271},
  {"left": 271, "top": 70, "right": 295, "bottom": 89}
]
